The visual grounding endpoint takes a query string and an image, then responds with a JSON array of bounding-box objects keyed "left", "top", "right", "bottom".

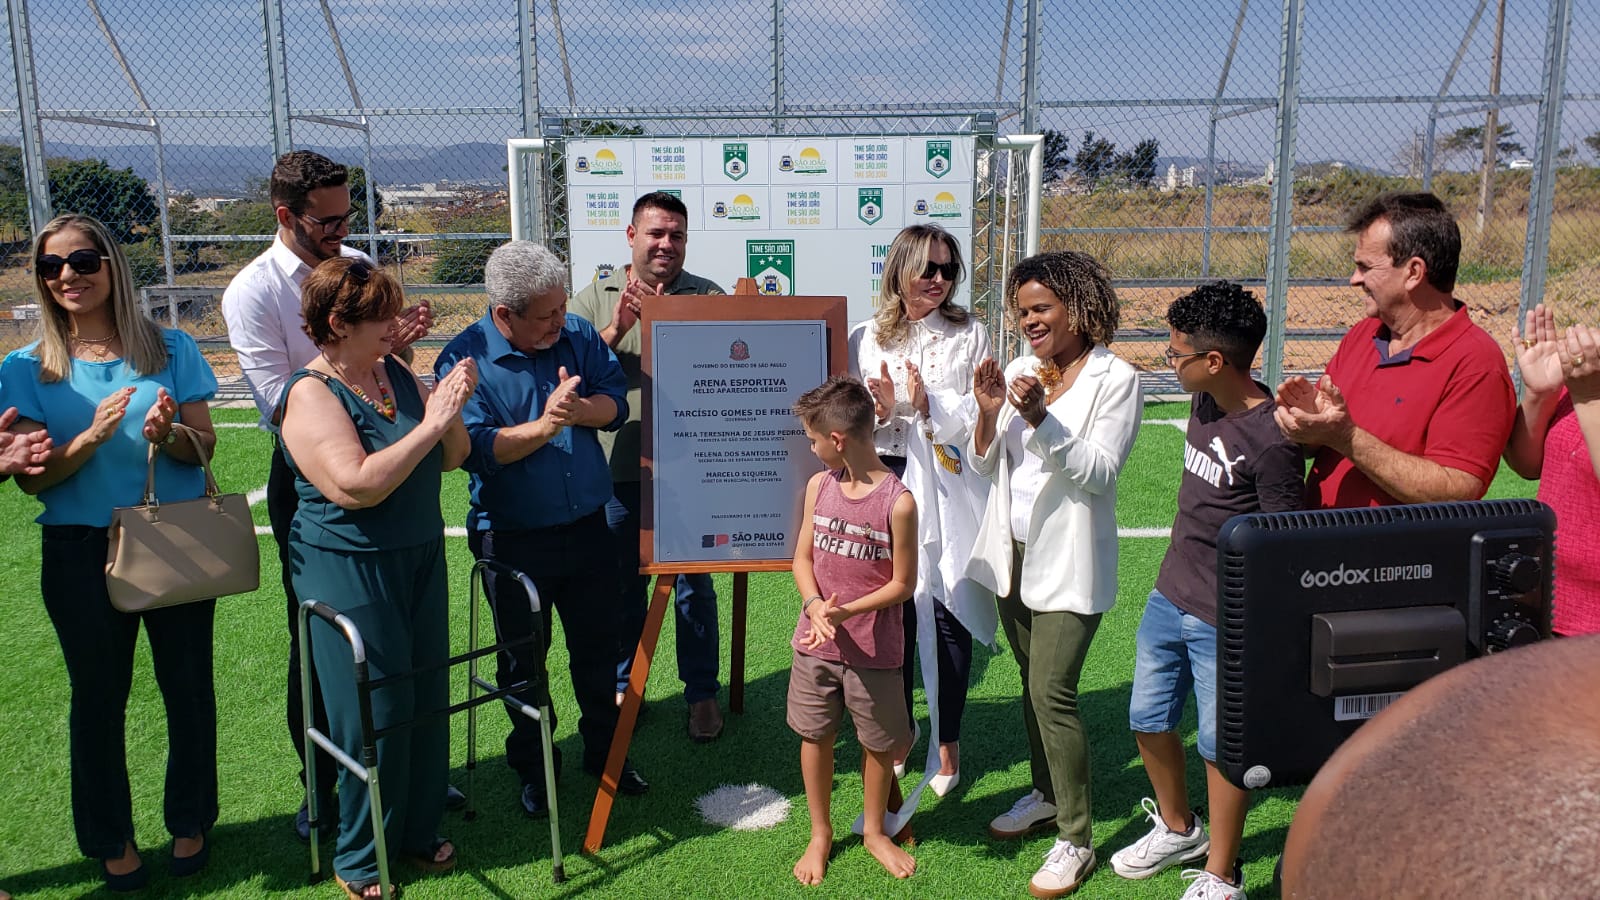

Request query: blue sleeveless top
[{"left": 283, "top": 355, "right": 444, "bottom": 552}]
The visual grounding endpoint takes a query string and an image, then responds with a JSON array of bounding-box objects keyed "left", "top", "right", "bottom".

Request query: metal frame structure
[{"left": 1, "top": 0, "right": 1589, "bottom": 390}]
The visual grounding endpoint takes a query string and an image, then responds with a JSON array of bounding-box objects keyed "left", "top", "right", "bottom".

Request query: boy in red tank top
[{"left": 787, "top": 375, "right": 919, "bottom": 886}]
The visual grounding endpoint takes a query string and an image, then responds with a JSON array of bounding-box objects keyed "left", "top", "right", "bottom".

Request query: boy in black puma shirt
[{"left": 1108, "top": 282, "right": 1304, "bottom": 900}]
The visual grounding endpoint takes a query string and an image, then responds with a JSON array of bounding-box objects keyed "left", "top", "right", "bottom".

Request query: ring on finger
[{"left": 1575, "top": 354, "right": 1587, "bottom": 368}]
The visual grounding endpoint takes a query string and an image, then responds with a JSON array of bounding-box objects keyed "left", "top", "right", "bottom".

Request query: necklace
[
  {"left": 1036, "top": 346, "right": 1092, "bottom": 391},
  {"left": 324, "top": 356, "right": 396, "bottom": 419},
  {"left": 70, "top": 333, "right": 118, "bottom": 361}
]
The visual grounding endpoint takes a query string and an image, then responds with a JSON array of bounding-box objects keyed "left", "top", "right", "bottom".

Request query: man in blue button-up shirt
[{"left": 435, "top": 240, "right": 648, "bottom": 814}]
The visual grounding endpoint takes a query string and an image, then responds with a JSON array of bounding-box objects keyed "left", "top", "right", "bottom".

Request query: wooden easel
[{"left": 583, "top": 280, "right": 846, "bottom": 852}]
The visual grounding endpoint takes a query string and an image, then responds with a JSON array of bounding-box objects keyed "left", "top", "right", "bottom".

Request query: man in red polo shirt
[{"left": 1274, "top": 192, "right": 1514, "bottom": 508}]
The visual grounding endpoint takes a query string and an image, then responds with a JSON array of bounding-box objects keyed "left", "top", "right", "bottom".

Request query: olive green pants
[{"left": 996, "top": 542, "right": 1103, "bottom": 846}]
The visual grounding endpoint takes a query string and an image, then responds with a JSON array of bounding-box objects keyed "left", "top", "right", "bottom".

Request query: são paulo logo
[
  {"left": 913, "top": 191, "right": 962, "bottom": 219},
  {"left": 576, "top": 148, "right": 624, "bottom": 177}
]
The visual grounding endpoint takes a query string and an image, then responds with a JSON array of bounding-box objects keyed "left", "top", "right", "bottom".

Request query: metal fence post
[
  {"left": 1262, "top": 0, "right": 1305, "bottom": 387},
  {"left": 772, "top": 0, "right": 785, "bottom": 134},
  {"left": 1520, "top": 0, "right": 1575, "bottom": 320},
  {"left": 262, "top": 0, "right": 292, "bottom": 157},
  {"left": 1020, "top": 0, "right": 1040, "bottom": 134},
  {"left": 7, "top": 0, "right": 52, "bottom": 233}
]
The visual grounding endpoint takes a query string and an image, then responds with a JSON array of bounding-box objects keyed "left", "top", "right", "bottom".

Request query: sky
[{"left": 5, "top": 0, "right": 1600, "bottom": 180}]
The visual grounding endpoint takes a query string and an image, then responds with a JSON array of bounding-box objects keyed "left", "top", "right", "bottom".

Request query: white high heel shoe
[
  {"left": 929, "top": 769, "right": 960, "bottom": 797},
  {"left": 892, "top": 722, "right": 921, "bottom": 778}
]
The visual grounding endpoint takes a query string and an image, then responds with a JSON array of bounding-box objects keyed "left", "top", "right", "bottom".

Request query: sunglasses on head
[
  {"left": 340, "top": 260, "right": 373, "bottom": 287},
  {"left": 36, "top": 249, "right": 111, "bottom": 279},
  {"left": 920, "top": 260, "right": 960, "bottom": 281}
]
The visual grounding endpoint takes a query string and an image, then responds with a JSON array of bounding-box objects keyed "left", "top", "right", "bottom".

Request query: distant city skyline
[{"left": 6, "top": 0, "right": 1599, "bottom": 190}]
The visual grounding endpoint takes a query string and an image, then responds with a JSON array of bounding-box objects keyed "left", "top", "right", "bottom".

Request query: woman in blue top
[
  {"left": 0, "top": 213, "right": 220, "bottom": 891},
  {"left": 279, "top": 258, "right": 474, "bottom": 900}
]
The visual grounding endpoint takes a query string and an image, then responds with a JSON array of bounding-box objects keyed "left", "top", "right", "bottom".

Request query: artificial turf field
[{"left": 0, "top": 402, "right": 1539, "bottom": 899}]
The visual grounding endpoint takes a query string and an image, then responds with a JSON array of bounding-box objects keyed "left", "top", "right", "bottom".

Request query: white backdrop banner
[{"left": 566, "top": 136, "right": 977, "bottom": 326}]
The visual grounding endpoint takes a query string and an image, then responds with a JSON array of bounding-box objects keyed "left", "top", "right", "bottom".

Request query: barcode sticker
[{"left": 1334, "top": 691, "right": 1403, "bottom": 722}]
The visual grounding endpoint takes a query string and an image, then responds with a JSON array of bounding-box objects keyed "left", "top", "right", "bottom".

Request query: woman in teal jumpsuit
[{"left": 279, "top": 258, "right": 475, "bottom": 900}]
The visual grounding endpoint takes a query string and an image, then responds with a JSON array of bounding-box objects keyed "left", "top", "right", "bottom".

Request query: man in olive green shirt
[{"left": 569, "top": 191, "right": 728, "bottom": 742}]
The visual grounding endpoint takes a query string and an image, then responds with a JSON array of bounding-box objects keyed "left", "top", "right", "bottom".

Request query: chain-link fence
[{"left": 1, "top": 0, "right": 1593, "bottom": 395}]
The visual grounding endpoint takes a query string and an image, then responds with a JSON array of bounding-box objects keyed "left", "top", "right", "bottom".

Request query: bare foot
[
  {"left": 864, "top": 832, "right": 916, "bottom": 878},
  {"left": 937, "top": 741, "right": 959, "bottom": 776},
  {"left": 793, "top": 833, "right": 831, "bottom": 886}
]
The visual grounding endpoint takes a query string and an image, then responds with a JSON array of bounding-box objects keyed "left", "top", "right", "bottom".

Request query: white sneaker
[
  {"left": 1027, "top": 838, "right": 1096, "bottom": 898},
  {"left": 988, "top": 788, "right": 1057, "bottom": 839},
  {"left": 1110, "top": 797, "right": 1210, "bottom": 879},
  {"left": 1180, "top": 869, "right": 1247, "bottom": 900}
]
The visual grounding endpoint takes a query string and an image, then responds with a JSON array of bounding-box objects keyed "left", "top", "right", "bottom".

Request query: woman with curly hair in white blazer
[{"left": 967, "top": 250, "right": 1142, "bottom": 899}]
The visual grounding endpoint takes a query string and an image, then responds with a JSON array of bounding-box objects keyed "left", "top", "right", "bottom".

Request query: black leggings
[
  {"left": 901, "top": 597, "right": 974, "bottom": 744},
  {"left": 880, "top": 454, "right": 975, "bottom": 744}
]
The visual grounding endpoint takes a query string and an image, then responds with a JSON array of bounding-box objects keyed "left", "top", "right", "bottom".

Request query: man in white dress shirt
[{"left": 221, "top": 151, "right": 436, "bottom": 841}]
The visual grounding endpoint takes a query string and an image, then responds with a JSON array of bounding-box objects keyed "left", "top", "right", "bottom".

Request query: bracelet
[{"left": 802, "top": 594, "right": 823, "bottom": 612}]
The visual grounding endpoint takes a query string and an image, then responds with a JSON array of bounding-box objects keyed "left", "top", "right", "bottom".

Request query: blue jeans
[
  {"left": 1129, "top": 589, "right": 1220, "bottom": 762},
  {"left": 608, "top": 481, "right": 721, "bottom": 703}
]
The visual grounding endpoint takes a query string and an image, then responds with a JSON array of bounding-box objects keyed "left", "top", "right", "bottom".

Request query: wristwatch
[{"left": 162, "top": 430, "right": 178, "bottom": 445}]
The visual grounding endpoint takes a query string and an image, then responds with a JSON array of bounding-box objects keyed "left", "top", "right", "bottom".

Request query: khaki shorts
[{"left": 786, "top": 650, "right": 912, "bottom": 754}]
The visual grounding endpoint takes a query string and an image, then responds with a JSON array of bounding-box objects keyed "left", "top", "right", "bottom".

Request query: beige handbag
[{"left": 105, "top": 422, "right": 260, "bottom": 613}]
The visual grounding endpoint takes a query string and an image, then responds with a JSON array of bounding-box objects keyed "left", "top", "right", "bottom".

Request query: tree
[
  {"left": 1073, "top": 131, "right": 1117, "bottom": 186},
  {"left": 570, "top": 119, "right": 645, "bottom": 137},
  {"left": 1584, "top": 131, "right": 1600, "bottom": 161},
  {"left": 162, "top": 192, "right": 215, "bottom": 270},
  {"left": 347, "top": 165, "right": 384, "bottom": 235},
  {"left": 46, "top": 157, "right": 159, "bottom": 243},
  {"left": 1114, "top": 138, "right": 1160, "bottom": 187},
  {"left": 1041, "top": 129, "right": 1073, "bottom": 183},
  {"left": 1438, "top": 124, "right": 1524, "bottom": 168},
  {"left": 0, "top": 145, "right": 30, "bottom": 239},
  {"left": 215, "top": 198, "right": 277, "bottom": 262}
]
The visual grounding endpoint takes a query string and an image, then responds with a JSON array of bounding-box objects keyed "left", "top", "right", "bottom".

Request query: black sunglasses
[
  {"left": 340, "top": 260, "right": 373, "bottom": 288},
  {"left": 920, "top": 260, "right": 960, "bottom": 281},
  {"left": 299, "top": 210, "right": 353, "bottom": 234},
  {"left": 36, "top": 249, "right": 111, "bottom": 279}
]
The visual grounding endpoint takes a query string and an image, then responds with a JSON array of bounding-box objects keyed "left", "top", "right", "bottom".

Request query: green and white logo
[
  {"left": 660, "top": 189, "right": 682, "bottom": 199},
  {"left": 723, "top": 143, "right": 750, "bottom": 181},
  {"left": 926, "top": 140, "right": 952, "bottom": 178},
  {"left": 747, "top": 240, "right": 795, "bottom": 295},
  {"left": 858, "top": 188, "right": 883, "bottom": 225}
]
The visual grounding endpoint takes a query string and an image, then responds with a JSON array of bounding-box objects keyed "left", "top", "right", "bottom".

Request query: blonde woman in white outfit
[
  {"left": 966, "top": 251, "right": 1142, "bottom": 899},
  {"left": 848, "top": 224, "right": 995, "bottom": 802}
]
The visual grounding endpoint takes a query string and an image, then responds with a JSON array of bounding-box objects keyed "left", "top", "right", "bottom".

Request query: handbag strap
[{"left": 142, "top": 422, "right": 221, "bottom": 506}]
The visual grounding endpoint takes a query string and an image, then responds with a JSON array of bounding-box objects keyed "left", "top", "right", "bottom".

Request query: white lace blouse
[{"left": 848, "top": 312, "right": 992, "bottom": 459}]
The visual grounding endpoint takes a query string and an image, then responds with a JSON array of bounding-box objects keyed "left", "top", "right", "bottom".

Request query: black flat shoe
[
  {"left": 520, "top": 783, "right": 549, "bottom": 818},
  {"left": 169, "top": 832, "right": 210, "bottom": 878},
  {"left": 584, "top": 757, "right": 649, "bottom": 795},
  {"left": 444, "top": 783, "right": 467, "bottom": 811}
]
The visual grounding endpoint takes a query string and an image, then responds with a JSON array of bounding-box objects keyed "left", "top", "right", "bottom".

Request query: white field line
[{"left": 241, "top": 411, "right": 1185, "bottom": 540}]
